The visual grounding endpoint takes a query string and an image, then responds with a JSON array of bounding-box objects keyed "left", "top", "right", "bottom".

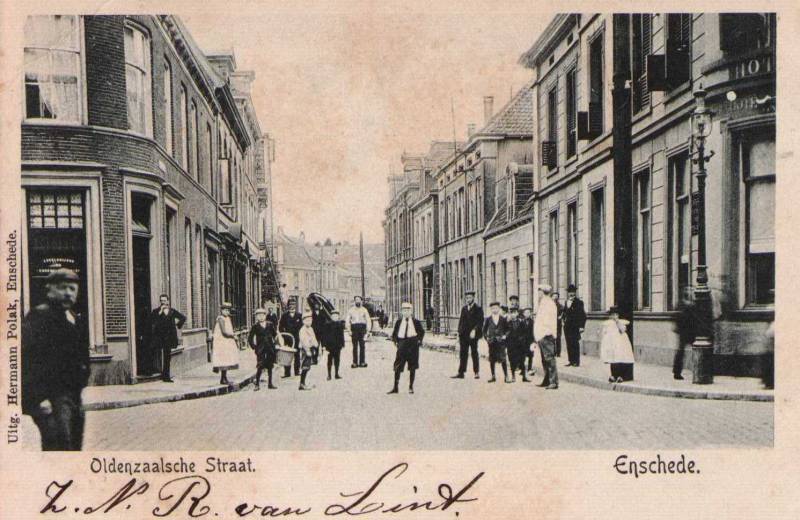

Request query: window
[
  {"left": 631, "top": 14, "right": 652, "bottom": 114},
  {"left": 742, "top": 132, "right": 775, "bottom": 305},
  {"left": 567, "top": 201, "right": 578, "bottom": 287},
  {"left": 501, "top": 259, "right": 508, "bottom": 303},
  {"left": 163, "top": 60, "right": 173, "bottom": 155},
  {"left": 720, "top": 13, "right": 776, "bottom": 55},
  {"left": 588, "top": 32, "right": 604, "bottom": 135},
  {"left": 477, "top": 254, "right": 484, "bottom": 305},
  {"left": 666, "top": 14, "right": 692, "bottom": 88},
  {"left": 24, "top": 15, "right": 82, "bottom": 122},
  {"left": 590, "top": 188, "right": 605, "bottom": 311},
  {"left": 165, "top": 207, "right": 177, "bottom": 302},
  {"left": 184, "top": 220, "right": 193, "bottom": 327},
  {"left": 491, "top": 262, "right": 497, "bottom": 302},
  {"left": 195, "top": 224, "right": 203, "bottom": 324},
  {"left": 468, "top": 256, "right": 475, "bottom": 292},
  {"left": 636, "top": 170, "right": 652, "bottom": 309},
  {"left": 527, "top": 253, "right": 535, "bottom": 308},
  {"left": 543, "top": 86, "right": 558, "bottom": 170},
  {"left": 476, "top": 178, "right": 483, "bottom": 227},
  {"left": 513, "top": 256, "right": 520, "bottom": 301},
  {"left": 667, "top": 152, "right": 691, "bottom": 309},
  {"left": 206, "top": 123, "right": 213, "bottom": 191},
  {"left": 124, "top": 23, "right": 152, "bottom": 136},
  {"left": 548, "top": 210, "right": 559, "bottom": 292},
  {"left": 190, "top": 101, "right": 198, "bottom": 179},
  {"left": 566, "top": 68, "right": 577, "bottom": 158},
  {"left": 179, "top": 85, "right": 188, "bottom": 170},
  {"left": 460, "top": 259, "right": 466, "bottom": 299}
]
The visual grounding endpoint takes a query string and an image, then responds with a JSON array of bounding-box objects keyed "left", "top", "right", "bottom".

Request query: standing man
[
  {"left": 534, "top": 284, "right": 559, "bottom": 390},
  {"left": 509, "top": 295, "right": 520, "bottom": 312},
  {"left": 22, "top": 268, "right": 90, "bottom": 451},
  {"left": 388, "top": 302, "right": 425, "bottom": 394},
  {"left": 278, "top": 300, "right": 303, "bottom": 377},
  {"left": 562, "top": 284, "right": 587, "bottom": 367},
  {"left": 483, "top": 302, "right": 510, "bottom": 383},
  {"left": 522, "top": 307, "right": 535, "bottom": 375},
  {"left": 552, "top": 291, "right": 564, "bottom": 357},
  {"left": 149, "top": 294, "right": 187, "bottom": 382},
  {"left": 452, "top": 290, "right": 483, "bottom": 379},
  {"left": 346, "top": 295, "right": 372, "bottom": 368}
]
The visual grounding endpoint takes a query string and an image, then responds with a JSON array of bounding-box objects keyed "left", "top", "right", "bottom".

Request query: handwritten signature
[{"left": 40, "top": 463, "right": 484, "bottom": 517}]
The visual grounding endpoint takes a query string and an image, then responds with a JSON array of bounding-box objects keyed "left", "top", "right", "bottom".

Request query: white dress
[
  {"left": 600, "top": 319, "right": 635, "bottom": 364},
  {"left": 212, "top": 315, "right": 240, "bottom": 371}
]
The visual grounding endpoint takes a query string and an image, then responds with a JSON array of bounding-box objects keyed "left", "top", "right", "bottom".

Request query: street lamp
[{"left": 691, "top": 86, "right": 716, "bottom": 385}]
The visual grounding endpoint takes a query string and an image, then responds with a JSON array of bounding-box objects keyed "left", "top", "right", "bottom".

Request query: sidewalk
[
  {"left": 83, "top": 349, "right": 258, "bottom": 411},
  {"left": 418, "top": 332, "right": 773, "bottom": 402}
]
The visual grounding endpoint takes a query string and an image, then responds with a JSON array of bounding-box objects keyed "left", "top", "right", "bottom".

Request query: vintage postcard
[{"left": 0, "top": 0, "right": 798, "bottom": 518}]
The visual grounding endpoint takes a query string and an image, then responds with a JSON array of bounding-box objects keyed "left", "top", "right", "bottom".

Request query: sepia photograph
[{"left": 9, "top": 6, "right": 778, "bottom": 457}]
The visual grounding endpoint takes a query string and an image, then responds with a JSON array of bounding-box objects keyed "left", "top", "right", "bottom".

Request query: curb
[
  {"left": 420, "top": 341, "right": 774, "bottom": 403},
  {"left": 84, "top": 372, "right": 257, "bottom": 412}
]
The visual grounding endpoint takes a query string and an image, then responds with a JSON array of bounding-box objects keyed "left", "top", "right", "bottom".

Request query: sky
[{"left": 181, "top": 1, "right": 550, "bottom": 244}]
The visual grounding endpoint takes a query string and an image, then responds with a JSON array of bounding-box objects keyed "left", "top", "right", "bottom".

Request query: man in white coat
[{"left": 534, "top": 284, "right": 559, "bottom": 389}]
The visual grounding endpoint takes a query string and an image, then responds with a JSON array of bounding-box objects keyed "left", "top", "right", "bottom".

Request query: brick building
[{"left": 21, "top": 15, "right": 276, "bottom": 385}]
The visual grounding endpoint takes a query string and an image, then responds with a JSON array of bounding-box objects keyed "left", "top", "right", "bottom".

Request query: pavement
[
  {"left": 419, "top": 331, "right": 774, "bottom": 402},
  {"left": 66, "top": 334, "right": 772, "bottom": 450}
]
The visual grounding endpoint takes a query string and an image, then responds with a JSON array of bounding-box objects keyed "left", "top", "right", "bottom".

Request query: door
[{"left": 132, "top": 235, "right": 155, "bottom": 376}]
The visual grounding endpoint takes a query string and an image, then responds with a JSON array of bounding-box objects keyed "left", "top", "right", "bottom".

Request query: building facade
[
  {"left": 21, "top": 15, "right": 276, "bottom": 385},
  {"left": 520, "top": 13, "right": 775, "bottom": 373}
]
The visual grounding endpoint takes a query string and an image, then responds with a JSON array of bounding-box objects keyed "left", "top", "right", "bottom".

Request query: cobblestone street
[{"left": 81, "top": 336, "right": 773, "bottom": 450}]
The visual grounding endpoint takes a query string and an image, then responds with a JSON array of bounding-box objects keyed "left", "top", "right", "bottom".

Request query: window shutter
[{"left": 640, "top": 14, "right": 652, "bottom": 107}]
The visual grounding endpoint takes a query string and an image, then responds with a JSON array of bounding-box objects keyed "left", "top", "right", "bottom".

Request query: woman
[
  {"left": 212, "top": 303, "right": 240, "bottom": 385},
  {"left": 600, "top": 306, "right": 635, "bottom": 383},
  {"left": 248, "top": 308, "right": 280, "bottom": 391}
]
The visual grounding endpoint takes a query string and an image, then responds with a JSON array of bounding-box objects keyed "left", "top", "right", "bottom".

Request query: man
[
  {"left": 278, "top": 300, "right": 303, "bottom": 377},
  {"left": 673, "top": 286, "right": 695, "bottom": 380},
  {"left": 388, "top": 302, "right": 425, "bottom": 394},
  {"left": 507, "top": 307, "right": 531, "bottom": 383},
  {"left": 509, "top": 295, "right": 520, "bottom": 312},
  {"left": 346, "top": 295, "right": 372, "bottom": 368},
  {"left": 266, "top": 303, "right": 279, "bottom": 326},
  {"left": 522, "top": 307, "right": 535, "bottom": 375},
  {"left": 452, "top": 290, "right": 483, "bottom": 379},
  {"left": 483, "top": 301, "right": 510, "bottom": 383},
  {"left": 534, "top": 284, "right": 559, "bottom": 390},
  {"left": 22, "top": 268, "right": 90, "bottom": 451},
  {"left": 148, "top": 294, "right": 187, "bottom": 382},
  {"left": 552, "top": 291, "right": 564, "bottom": 357},
  {"left": 562, "top": 284, "right": 587, "bottom": 367}
]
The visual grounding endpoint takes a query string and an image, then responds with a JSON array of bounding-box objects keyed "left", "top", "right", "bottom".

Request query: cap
[
  {"left": 608, "top": 306, "right": 619, "bottom": 314},
  {"left": 567, "top": 284, "right": 577, "bottom": 292},
  {"left": 254, "top": 308, "right": 267, "bottom": 315},
  {"left": 489, "top": 301, "right": 501, "bottom": 307},
  {"left": 401, "top": 302, "right": 413, "bottom": 309},
  {"left": 509, "top": 307, "right": 519, "bottom": 313},
  {"left": 221, "top": 302, "right": 233, "bottom": 309},
  {"left": 45, "top": 268, "right": 79, "bottom": 284},
  {"left": 538, "top": 283, "right": 552, "bottom": 293},
  {"left": 464, "top": 290, "right": 476, "bottom": 296},
  {"left": 501, "top": 305, "right": 508, "bottom": 312},
  {"left": 509, "top": 295, "right": 519, "bottom": 300}
]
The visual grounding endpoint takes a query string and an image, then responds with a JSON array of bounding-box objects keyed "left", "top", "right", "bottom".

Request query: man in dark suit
[
  {"left": 149, "top": 294, "right": 187, "bottom": 382},
  {"left": 562, "top": 284, "right": 587, "bottom": 367},
  {"left": 483, "top": 301, "right": 510, "bottom": 383},
  {"left": 388, "top": 302, "right": 425, "bottom": 394},
  {"left": 278, "top": 300, "right": 303, "bottom": 377},
  {"left": 22, "top": 268, "right": 90, "bottom": 451},
  {"left": 452, "top": 290, "right": 483, "bottom": 379},
  {"left": 553, "top": 291, "right": 564, "bottom": 357}
]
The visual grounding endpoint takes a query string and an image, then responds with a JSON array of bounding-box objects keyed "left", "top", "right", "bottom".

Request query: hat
[
  {"left": 567, "top": 284, "right": 577, "bottom": 292},
  {"left": 464, "top": 290, "right": 476, "bottom": 296},
  {"left": 501, "top": 305, "right": 508, "bottom": 312},
  {"left": 538, "top": 283, "right": 552, "bottom": 293},
  {"left": 489, "top": 301, "right": 501, "bottom": 307},
  {"left": 45, "top": 268, "right": 79, "bottom": 284},
  {"left": 608, "top": 306, "right": 619, "bottom": 314},
  {"left": 509, "top": 307, "right": 519, "bottom": 313},
  {"left": 509, "top": 295, "right": 519, "bottom": 300},
  {"left": 401, "top": 302, "right": 413, "bottom": 309},
  {"left": 221, "top": 302, "right": 233, "bottom": 309},
  {"left": 254, "top": 308, "right": 267, "bottom": 315}
]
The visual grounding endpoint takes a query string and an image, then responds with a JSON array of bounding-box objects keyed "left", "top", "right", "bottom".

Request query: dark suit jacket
[
  {"left": 324, "top": 320, "right": 346, "bottom": 351},
  {"left": 458, "top": 303, "right": 484, "bottom": 339},
  {"left": 149, "top": 307, "right": 187, "bottom": 349},
  {"left": 21, "top": 303, "right": 90, "bottom": 415},
  {"left": 562, "top": 298, "right": 587, "bottom": 333},
  {"left": 391, "top": 318, "right": 425, "bottom": 344},
  {"left": 278, "top": 311, "right": 303, "bottom": 344},
  {"left": 248, "top": 321, "right": 278, "bottom": 357},
  {"left": 482, "top": 316, "right": 509, "bottom": 344}
]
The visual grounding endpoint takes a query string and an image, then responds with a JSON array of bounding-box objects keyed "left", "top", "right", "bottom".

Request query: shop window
[
  {"left": 24, "top": 15, "right": 82, "bottom": 122},
  {"left": 742, "top": 133, "right": 775, "bottom": 305},
  {"left": 667, "top": 151, "right": 691, "bottom": 309}
]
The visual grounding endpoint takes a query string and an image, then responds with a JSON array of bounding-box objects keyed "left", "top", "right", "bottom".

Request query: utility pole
[
  {"left": 359, "top": 231, "right": 366, "bottom": 300},
  {"left": 612, "top": 14, "right": 635, "bottom": 343}
]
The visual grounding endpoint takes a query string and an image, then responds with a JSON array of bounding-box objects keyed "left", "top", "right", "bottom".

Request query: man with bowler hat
[
  {"left": 452, "top": 290, "right": 483, "bottom": 379},
  {"left": 22, "top": 268, "right": 90, "bottom": 450},
  {"left": 562, "top": 284, "right": 587, "bottom": 367},
  {"left": 148, "top": 294, "right": 186, "bottom": 382}
]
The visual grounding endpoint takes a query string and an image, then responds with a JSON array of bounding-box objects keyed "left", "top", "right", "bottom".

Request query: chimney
[
  {"left": 467, "top": 123, "right": 477, "bottom": 137},
  {"left": 483, "top": 96, "right": 494, "bottom": 125}
]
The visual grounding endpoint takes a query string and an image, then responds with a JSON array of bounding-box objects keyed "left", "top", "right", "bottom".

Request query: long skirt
[{"left": 610, "top": 363, "right": 634, "bottom": 381}]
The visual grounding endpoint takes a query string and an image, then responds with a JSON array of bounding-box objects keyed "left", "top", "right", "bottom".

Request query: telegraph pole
[
  {"left": 359, "top": 231, "right": 366, "bottom": 300},
  {"left": 612, "top": 14, "right": 635, "bottom": 342}
]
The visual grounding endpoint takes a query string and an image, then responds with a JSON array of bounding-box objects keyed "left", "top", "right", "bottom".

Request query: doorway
[{"left": 131, "top": 194, "right": 156, "bottom": 377}]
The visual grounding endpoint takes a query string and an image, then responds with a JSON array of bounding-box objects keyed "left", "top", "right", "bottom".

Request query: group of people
[{"left": 449, "top": 282, "right": 635, "bottom": 389}]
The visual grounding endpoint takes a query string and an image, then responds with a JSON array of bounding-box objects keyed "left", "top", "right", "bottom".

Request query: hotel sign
[{"left": 728, "top": 53, "right": 773, "bottom": 81}]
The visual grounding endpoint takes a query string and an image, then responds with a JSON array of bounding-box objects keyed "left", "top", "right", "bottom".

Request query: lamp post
[{"left": 691, "top": 86, "right": 716, "bottom": 385}]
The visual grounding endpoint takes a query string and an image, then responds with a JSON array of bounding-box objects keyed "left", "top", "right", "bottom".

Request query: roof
[
  {"left": 484, "top": 164, "right": 536, "bottom": 238},
  {"left": 518, "top": 14, "right": 578, "bottom": 68},
  {"left": 426, "top": 140, "right": 462, "bottom": 170},
  {"left": 475, "top": 83, "right": 534, "bottom": 137}
]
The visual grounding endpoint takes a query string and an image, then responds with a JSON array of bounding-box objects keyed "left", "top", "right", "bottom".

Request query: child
[
  {"left": 507, "top": 308, "right": 531, "bottom": 382},
  {"left": 247, "top": 308, "right": 280, "bottom": 390},
  {"left": 298, "top": 312, "right": 318, "bottom": 390},
  {"left": 325, "top": 309, "right": 345, "bottom": 380},
  {"left": 482, "top": 302, "right": 510, "bottom": 383},
  {"left": 600, "top": 306, "right": 635, "bottom": 383}
]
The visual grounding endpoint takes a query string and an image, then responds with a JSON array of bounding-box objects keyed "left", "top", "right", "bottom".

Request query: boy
[
  {"left": 482, "top": 302, "right": 510, "bottom": 383},
  {"left": 298, "top": 312, "right": 318, "bottom": 390},
  {"left": 325, "top": 309, "right": 345, "bottom": 380}
]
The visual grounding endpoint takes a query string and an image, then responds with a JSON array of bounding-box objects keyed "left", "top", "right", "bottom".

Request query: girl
[
  {"left": 212, "top": 303, "right": 240, "bottom": 385},
  {"left": 600, "top": 306, "right": 635, "bottom": 383}
]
